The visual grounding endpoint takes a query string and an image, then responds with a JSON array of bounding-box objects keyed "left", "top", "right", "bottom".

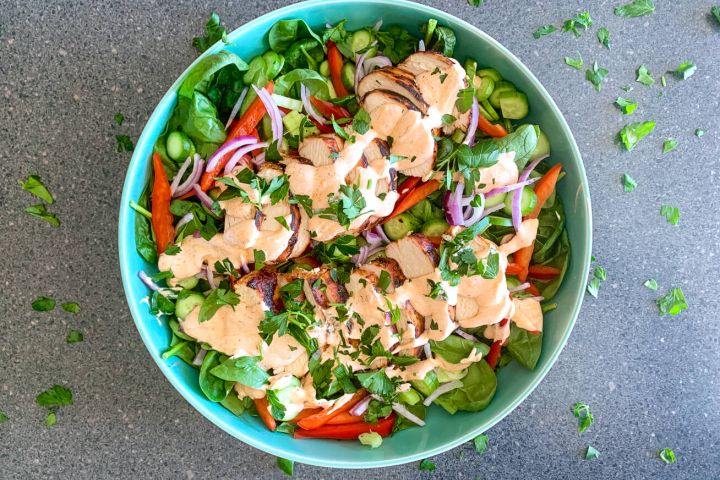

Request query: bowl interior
[{"left": 118, "top": 0, "right": 591, "bottom": 469}]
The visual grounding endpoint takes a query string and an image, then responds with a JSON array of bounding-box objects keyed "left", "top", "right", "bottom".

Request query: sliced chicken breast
[
  {"left": 362, "top": 257, "right": 407, "bottom": 291},
  {"left": 385, "top": 234, "right": 438, "bottom": 279},
  {"left": 357, "top": 67, "right": 430, "bottom": 114},
  {"left": 298, "top": 134, "right": 345, "bottom": 167}
]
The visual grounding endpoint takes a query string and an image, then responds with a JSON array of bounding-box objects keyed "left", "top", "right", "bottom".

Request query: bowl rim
[{"left": 118, "top": 0, "right": 592, "bottom": 469}]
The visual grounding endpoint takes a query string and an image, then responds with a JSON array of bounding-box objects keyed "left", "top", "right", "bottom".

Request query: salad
[{"left": 133, "top": 16, "right": 570, "bottom": 443}]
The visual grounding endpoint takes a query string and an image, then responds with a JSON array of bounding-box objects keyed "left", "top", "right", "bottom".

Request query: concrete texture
[{"left": 1, "top": 0, "right": 719, "bottom": 478}]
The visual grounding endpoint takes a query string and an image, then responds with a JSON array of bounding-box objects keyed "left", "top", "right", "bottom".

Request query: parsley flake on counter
[
  {"left": 36, "top": 385, "right": 73, "bottom": 407},
  {"left": 115, "top": 134, "right": 134, "bottom": 152},
  {"left": 585, "top": 445, "right": 600, "bottom": 460},
  {"left": 660, "top": 205, "right": 680, "bottom": 225},
  {"left": 615, "top": 0, "right": 655, "bottom": 17},
  {"left": 45, "top": 411, "right": 57, "bottom": 427},
  {"left": 114, "top": 112, "right": 124, "bottom": 125},
  {"left": 20, "top": 175, "right": 54, "bottom": 204},
  {"left": 644, "top": 279, "right": 658, "bottom": 290},
  {"left": 587, "top": 265, "right": 606, "bottom": 298},
  {"left": 533, "top": 25, "right": 558, "bottom": 39},
  {"left": 674, "top": 61, "right": 696, "bottom": 80},
  {"left": 61, "top": 302, "right": 80, "bottom": 314},
  {"left": 620, "top": 84, "right": 634, "bottom": 92},
  {"left": 658, "top": 447, "right": 677, "bottom": 464},
  {"left": 636, "top": 65, "right": 655, "bottom": 86},
  {"left": 0, "top": 411, "right": 8, "bottom": 423},
  {"left": 661, "top": 74, "right": 667, "bottom": 87},
  {"left": 622, "top": 173, "right": 637, "bottom": 192},
  {"left": 695, "top": 128, "right": 706, "bottom": 137},
  {"left": 32, "top": 296, "right": 56, "bottom": 311},
  {"left": 615, "top": 97, "right": 637, "bottom": 115},
  {"left": 585, "top": 61, "right": 608, "bottom": 92},
  {"left": 657, "top": 287, "right": 687, "bottom": 316},
  {"left": 564, "top": 54, "right": 584, "bottom": 70},
  {"left": 713, "top": 6, "right": 720, "bottom": 25},
  {"left": 25, "top": 204, "right": 60, "bottom": 226},
  {"left": 276, "top": 457, "right": 294, "bottom": 476},
  {"left": 473, "top": 433, "right": 489, "bottom": 454},
  {"left": 619, "top": 121, "right": 656, "bottom": 151},
  {"left": 663, "top": 139, "right": 678, "bottom": 154},
  {"left": 66, "top": 330, "right": 84, "bottom": 344},
  {"left": 419, "top": 459, "right": 437, "bottom": 471},
  {"left": 562, "top": 11, "right": 593, "bottom": 37},
  {"left": 597, "top": 27, "right": 610, "bottom": 48},
  {"left": 467, "top": 0, "right": 485, "bottom": 6},
  {"left": 572, "top": 402, "right": 594, "bottom": 432},
  {"left": 192, "top": 12, "right": 229, "bottom": 54}
]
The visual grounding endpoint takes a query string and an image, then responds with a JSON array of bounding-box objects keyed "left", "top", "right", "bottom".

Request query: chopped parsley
[
  {"left": 644, "top": 279, "right": 658, "bottom": 290},
  {"left": 473, "top": 434, "right": 489, "bottom": 454},
  {"left": 572, "top": 402, "right": 594, "bottom": 433},
  {"left": 419, "top": 459, "right": 436, "bottom": 472},
  {"left": 660, "top": 205, "right": 680, "bottom": 225},
  {"left": 597, "top": 27, "right": 610, "bottom": 48},
  {"left": 20, "top": 175, "right": 54, "bottom": 204},
  {"left": 0, "top": 412, "right": 8, "bottom": 423},
  {"left": 564, "top": 54, "right": 584, "bottom": 70},
  {"left": 532, "top": 25, "right": 558, "bottom": 39},
  {"left": 25, "top": 204, "right": 60, "bottom": 226},
  {"left": 114, "top": 112, "right": 124, "bottom": 125},
  {"left": 276, "top": 457, "right": 294, "bottom": 476},
  {"left": 441, "top": 114, "right": 457, "bottom": 125},
  {"left": 254, "top": 249, "right": 266, "bottom": 270},
  {"left": 621, "top": 84, "right": 634, "bottom": 92},
  {"left": 663, "top": 139, "right": 678, "bottom": 154},
  {"left": 674, "top": 61, "right": 696, "bottom": 80},
  {"left": 192, "top": 12, "right": 229, "bottom": 54},
  {"left": 438, "top": 218, "right": 497, "bottom": 286},
  {"left": 66, "top": 330, "right": 84, "bottom": 344},
  {"left": 275, "top": 216, "right": 290, "bottom": 231},
  {"left": 317, "top": 184, "right": 368, "bottom": 229},
  {"left": 622, "top": 173, "right": 637, "bottom": 192},
  {"left": 713, "top": 6, "right": 720, "bottom": 25},
  {"left": 455, "top": 85, "right": 475, "bottom": 113},
  {"left": 289, "top": 194, "right": 313, "bottom": 216},
  {"left": 259, "top": 280, "right": 318, "bottom": 353},
  {"left": 32, "top": 296, "right": 56, "bottom": 311},
  {"left": 198, "top": 280, "right": 240, "bottom": 322},
  {"left": 658, "top": 447, "right": 677, "bottom": 464},
  {"left": 378, "top": 270, "right": 391, "bottom": 293},
  {"left": 636, "top": 65, "right": 655, "bottom": 86},
  {"left": 45, "top": 411, "right": 57, "bottom": 427},
  {"left": 614, "top": 97, "right": 637, "bottom": 115},
  {"left": 585, "top": 446, "right": 600, "bottom": 460},
  {"left": 356, "top": 369, "right": 397, "bottom": 400},
  {"left": 426, "top": 279, "right": 448, "bottom": 300},
  {"left": 215, "top": 169, "right": 289, "bottom": 209},
  {"left": 656, "top": 287, "right": 687, "bottom": 316},
  {"left": 661, "top": 74, "right": 667, "bottom": 87},
  {"left": 586, "top": 264, "right": 606, "bottom": 298},
  {"left": 115, "top": 134, "right": 134, "bottom": 152},
  {"left": 331, "top": 116, "right": 355, "bottom": 143},
  {"left": 619, "top": 121, "right": 656, "bottom": 151},
  {"left": 615, "top": 0, "right": 655, "bottom": 17},
  {"left": 352, "top": 108, "right": 371, "bottom": 135},
  {"left": 562, "top": 11, "right": 593, "bottom": 37},
  {"left": 36, "top": 385, "right": 73, "bottom": 407},
  {"left": 585, "top": 61, "right": 608, "bottom": 92},
  {"left": 695, "top": 128, "right": 706, "bottom": 137},
  {"left": 266, "top": 389, "right": 286, "bottom": 420},
  {"left": 61, "top": 302, "right": 80, "bottom": 314}
]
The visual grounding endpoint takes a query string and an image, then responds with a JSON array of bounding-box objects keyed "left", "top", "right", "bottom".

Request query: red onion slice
[
  {"left": 423, "top": 380, "right": 464, "bottom": 406},
  {"left": 173, "top": 156, "right": 205, "bottom": 198},
  {"left": 355, "top": 51, "right": 368, "bottom": 86},
  {"left": 349, "top": 395, "right": 372, "bottom": 416},
  {"left": 225, "top": 86, "right": 249, "bottom": 129},
  {"left": 373, "top": 225, "right": 391, "bottom": 244},
  {"left": 170, "top": 155, "right": 193, "bottom": 195},
  {"left": 483, "top": 176, "right": 540, "bottom": 199},
  {"left": 454, "top": 330, "right": 480, "bottom": 342},
  {"left": 300, "top": 84, "right": 325, "bottom": 125},
  {"left": 175, "top": 212, "right": 194, "bottom": 231},
  {"left": 512, "top": 154, "right": 548, "bottom": 231},
  {"left": 224, "top": 142, "right": 268, "bottom": 175},
  {"left": 463, "top": 97, "right": 479, "bottom": 146},
  {"left": 193, "top": 184, "right": 215, "bottom": 210},
  {"left": 363, "top": 56, "right": 393, "bottom": 72},
  {"left": 392, "top": 403, "right": 426, "bottom": 426},
  {"left": 352, "top": 244, "right": 370, "bottom": 266},
  {"left": 508, "top": 282, "right": 531, "bottom": 293},
  {"left": 253, "top": 85, "right": 283, "bottom": 142},
  {"left": 192, "top": 348, "right": 207, "bottom": 366},
  {"left": 444, "top": 182, "right": 465, "bottom": 226},
  {"left": 138, "top": 271, "right": 159, "bottom": 291},
  {"left": 205, "top": 136, "right": 258, "bottom": 173}
]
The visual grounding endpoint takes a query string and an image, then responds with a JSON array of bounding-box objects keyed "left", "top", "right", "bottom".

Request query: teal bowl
[{"left": 118, "top": 0, "right": 592, "bottom": 468}]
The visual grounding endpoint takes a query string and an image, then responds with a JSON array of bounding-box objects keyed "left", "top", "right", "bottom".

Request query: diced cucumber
[
  {"left": 397, "top": 388, "right": 422, "bottom": 406},
  {"left": 341, "top": 63, "right": 356, "bottom": 90},
  {"left": 531, "top": 129, "right": 551, "bottom": 160},
  {"left": 166, "top": 131, "right": 195, "bottom": 162},
  {"left": 480, "top": 100, "right": 500, "bottom": 122},
  {"left": 262, "top": 51, "right": 284, "bottom": 79},
  {"left": 499, "top": 91, "right": 529, "bottom": 120},
  {"left": 437, "top": 368, "right": 468, "bottom": 383},
  {"left": 503, "top": 186, "right": 538, "bottom": 216},
  {"left": 421, "top": 218, "right": 450, "bottom": 237},
  {"left": 473, "top": 75, "right": 495, "bottom": 101},
  {"left": 383, "top": 213, "right": 421, "bottom": 240},
  {"left": 489, "top": 81, "right": 516, "bottom": 109},
  {"left": 282, "top": 110, "right": 306, "bottom": 136},
  {"left": 464, "top": 59, "right": 477, "bottom": 80},
  {"left": 477, "top": 68, "right": 503, "bottom": 82},
  {"left": 271, "top": 93, "right": 303, "bottom": 112},
  {"left": 177, "top": 276, "right": 199, "bottom": 290},
  {"left": 484, "top": 192, "right": 505, "bottom": 207},
  {"left": 450, "top": 129, "right": 465, "bottom": 143},
  {"left": 175, "top": 292, "right": 204, "bottom": 320},
  {"left": 270, "top": 376, "right": 304, "bottom": 421},
  {"left": 410, "top": 370, "right": 439, "bottom": 396},
  {"left": 350, "top": 29, "right": 373, "bottom": 53},
  {"left": 319, "top": 60, "right": 330, "bottom": 77},
  {"left": 488, "top": 215, "right": 513, "bottom": 227}
]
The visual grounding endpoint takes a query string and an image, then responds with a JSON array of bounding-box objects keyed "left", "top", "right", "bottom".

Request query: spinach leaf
[
  {"left": 474, "top": 434, "right": 489, "bottom": 454},
  {"left": 674, "top": 61, "right": 696, "bottom": 80},
  {"left": 376, "top": 25, "right": 418, "bottom": 64},
  {"left": 561, "top": 11, "right": 593, "bottom": 37},
  {"left": 537, "top": 231, "right": 570, "bottom": 301},
  {"left": 20, "top": 175, "right": 54, "bottom": 204},
  {"left": 179, "top": 51, "right": 249, "bottom": 99},
  {"left": 285, "top": 38, "right": 324, "bottom": 70},
  {"left": 586, "top": 445, "right": 600, "bottom": 460},
  {"left": 198, "top": 350, "right": 233, "bottom": 402},
  {"left": 268, "top": 19, "right": 322, "bottom": 53},
  {"left": 663, "top": 138, "right": 678, "bottom": 154},
  {"left": 532, "top": 199, "right": 565, "bottom": 264},
  {"left": 506, "top": 323, "right": 543, "bottom": 370},
  {"left": 713, "top": 6, "right": 720, "bottom": 25},
  {"left": 434, "top": 360, "right": 496, "bottom": 414},
  {"left": 421, "top": 20, "right": 456, "bottom": 56},
  {"left": 192, "top": 12, "right": 228, "bottom": 54},
  {"left": 178, "top": 92, "right": 227, "bottom": 145},
  {"left": 221, "top": 393, "right": 254, "bottom": 417},
  {"left": 211, "top": 356, "right": 269, "bottom": 388},
  {"left": 134, "top": 184, "right": 157, "bottom": 264},
  {"left": 274, "top": 68, "right": 333, "bottom": 100},
  {"left": 61, "top": 302, "right": 80, "bottom": 313},
  {"left": 492, "top": 124, "right": 538, "bottom": 170},
  {"left": 430, "top": 335, "right": 488, "bottom": 364},
  {"left": 161, "top": 335, "right": 196, "bottom": 364},
  {"left": 321, "top": 20, "right": 356, "bottom": 58}
]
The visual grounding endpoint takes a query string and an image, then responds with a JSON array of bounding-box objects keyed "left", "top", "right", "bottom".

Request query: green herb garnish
[
  {"left": 533, "top": 25, "right": 558, "bottom": 39},
  {"left": 597, "top": 27, "right": 610, "bottom": 48},
  {"left": 115, "top": 134, "right": 134, "bottom": 152},
  {"left": 636, "top": 65, "right": 655, "bottom": 86},
  {"left": 32, "top": 296, "right": 56, "bottom": 311},
  {"left": 20, "top": 175, "right": 54, "bottom": 204},
  {"left": 198, "top": 281, "right": 240, "bottom": 322},
  {"left": 564, "top": 54, "right": 584, "bottom": 70},
  {"left": 585, "top": 446, "right": 600, "bottom": 460},
  {"left": 66, "top": 330, "right": 83, "bottom": 344},
  {"left": 562, "top": 11, "right": 593, "bottom": 37},
  {"left": 615, "top": 97, "right": 637, "bottom": 115},
  {"left": 656, "top": 287, "right": 687, "bottom": 316},
  {"left": 192, "top": 12, "right": 229, "bottom": 54},
  {"left": 25, "top": 204, "right": 60, "bottom": 226},
  {"left": 37, "top": 385, "right": 73, "bottom": 407},
  {"left": 644, "top": 279, "right": 658, "bottom": 290},
  {"left": 658, "top": 447, "right": 676, "bottom": 464},
  {"left": 572, "top": 402, "right": 594, "bottom": 432},
  {"left": 660, "top": 205, "right": 680, "bottom": 225},
  {"left": 663, "top": 139, "right": 678, "bottom": 154},
  {"left": 276, "top": 457, "right": 294, "bottom": 476},
  {"left": 473, "top": 434, "right": 489, "bottom": 454},
  {"left": 114, "top": 112, "right": 124, "bottom": 125},
  {"left": 619, "top": 121, "right": 656, "bottom": 151},
  {"left": 419, "top": 459, "right": 437, "bottom": 471},
  {"left": 622, "top": 173, "right": 637, "bottom": 192},
  {"left": 674, "top": 61, "right": 696, "bottom": 80},
  {"left": 585, "top": 61, "right": 608, "bottom": 92},
  {"left": 615, "top": 0, "right": 655, "bottom": 17}
]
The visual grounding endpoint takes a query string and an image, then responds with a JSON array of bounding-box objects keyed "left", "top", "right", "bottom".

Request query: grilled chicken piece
[
  {"left": 362, "top": 257, "right": 407, "bottom": 291},
  {"left": 399, "top": 51, "right": 457, "bottom": 77},
  {"left": 398, "top": 301, "right": 425, "bottom": 356},
  {"left": 454, "top": 296, "right": 478, "bottom": 323},
  {"left": 235, "top": 269, "right": 279, "bottom": 312},
  {"left": 357, "top": 67, "right": 430, "bottom": 114},
  {"left": 298, "top": 267, "right": 349, "bottom": 309},
  {"left": 298, "top": 134, "right": 345, "bottom": 167},
  {"left": 257, "top": 161, "right": 285, "bottom": 179},
  {"left": 385, "top": 234, "right": 438, "bottom": 279},
  {"left": 362, "top": 89, "right": 420, "bottom": 115},
  {"left": 443, "top": 107, "right": 471, "bottom": 136},
  {"left": 362, "top": 138, "right": 390, "bottom": 164}
]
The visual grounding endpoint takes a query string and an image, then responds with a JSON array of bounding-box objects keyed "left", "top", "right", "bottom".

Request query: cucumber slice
[
  {"left": 270, "top": 376, "right": 304, "bottom": 421},
  {"left": 410, "top": 370, "right": 439, "bottom": 396},
  {"left": 350, "top": 29, "right": 373, "bottom": 53},
  {"left": 383, "top": 213, "right": 421, "bottom": 240},
  {"left": 531, "top": 130, "right": 551, "bottom": 160},
  {"left": 437, "top": 368, "right": 468, "bottom": 383},
  {"left": 477, "top": 68, "right": 502, "bottom": 82},
  {"left": 489, "top": 81, "right": 516, "bottom": 109},
  {"left": 175, "top": 292, "right": 204, "bottom": 320},
  {"left": 271, "top": 93, "right": 303, "bottom": 112},
  {"left": 473, "top": 75, "right": 495, "bottom": 101},
  {"left": 484, "top": 192, "right": 505, "bottom": 208},
  {"left": 421, "top": 218, "right": 450, "bottom": 237},
  {"left": 319, "top": 60, "right": 330, "bottom": 77},
  {"left": 499, "top": 91, "right": 529, "bottom": 120},
  {"left": 177, "top": 276, "right": 199, "bottom": 290},
  {"left": 480, "top": 100, "right": 500, "bottom": 122},
  {"left": 397, "top": 388, "right": 422, "bottom": 406},
  {"left": 166, "top": 131, "right": 195, "bottom": 162},
  {"left": 503, "top": 186, "right": 538, "bottom": 216},
  {"left": 262, "top": 51, "right": 284, "bottom": 79},
  {"left": 341, "top": 63, "right": 356, "bottom": 90}
]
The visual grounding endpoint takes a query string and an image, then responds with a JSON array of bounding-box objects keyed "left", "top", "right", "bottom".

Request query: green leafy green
[
  {"left": 564, "top": 54, "right": 584, "bottom": 70},
  {"left": 198, "top": 350, "right": 233, "bottom": 402},
  {"left": 674, "top": 61, "right": 696, "bottom": 80},
  {"left": 115, "top": 134, "right": 134, "bottom": 152},
  {"left": 507, "top": 323, "right": 542, "bottom": 370},
  {"left": 356, "top": 369, "right": 396, "bottom": 400},
  {"left": 114, "top": 112, "right": 124, "bottom": 125},
  {"left": 615, "top": 0, "right": 655, "bottom": 17},
  {"left": 492, "top": 124, "right": 539, "bottom": 169},
  {"left": 36, "top": 385, "right": 73, "bottom": 407},
  {"left": 615, "top": 97, "right": 637, "bottom": 115},
  {"left": 658, "top": 447, "right": 676, "bottom": 464},
  {"left": 533, "top": 25, "right": 558, "bottom": 39},
  {"left": 376, "top": 25, "right": 418, "bottom": 64},
  {"left": 176, "top": 92, "right": 227, "bottom": 145},
  {"left": 179, "top": 51, "right": 248, "bottom": 99},
  {"left": 364, "top": 399, "right": 393, "bottom": 424},
  {"left": 20, "top": 175, "right": 54, "bottom": 204},
  {"left": 622, "top": 173, "right": 637, "bottom": 192},
  {"left": 274, "top": 68, "right": 333, "bottom": 100},
  {"left": 468, "top": 0, "right": 485, "bottom": 6},
  {"left": 198, "top": 282, "right": 240, "bottom": 322},
  {"left": 45, "top": 411, "right": 57, "bottom": 427},
  {"left": 419, "top": 459, "right": 436, "bottom": 471},
  {"left": 586, "top": 446, "right": 600, "bottom": 460},
  {"left": 32, "top": 296, "right": 56, "bottom": 311},
  {"left": 421, "top": 21, "right": 456, "bottom": 56},
  {"left": 25, "top": 204, "right": 60, "bottom": 226},
  {"left": 66, "top": 330, "right": 83, "bottom": 344},
  {"left": 260, "top": 280, "right": 318, "bottom": 354},
  {"left": 713, "top": 6, "right": 720, "bottom": 25},
  {"left": 277, "top": 457, "right": 294, "bottom": 476},
  {"left": 359, "top": 431, "right": 383, "bottom": 448},
  {"left": 656, "top": 287, "right": 687, "bottom": 316},
  {"left": 435, "top": 360, "right": 496, "bottom": 414},
  {"left": 587, "top": 264, "right": 606, "bottom": 298},
  {"left": 317, "top": 184, "right": 367, "bottom": 228},
  {"left": 663, "top": 138, "right": 678, "bottom": 153},
  {"left": 455, "top": 85, "right": 475, "bottom": 113},
  {"left": 585, "top": 61, "right": 608, "bottom": 92},
  {"left": 268, "top": 19, "right": 322, "bottom": 53},
  {"left": 284, "top": 38, "right": 324, "bottom": 70},
  {"left": 312, "top": 235, "right": 360, "bottom": 263},
  {"left": 695, "top": 128, "right": 706, "bottom": 137},
  {"left": 636, "top": 65, "right": 655, "bottom": 85},
  {"left": 0, "top": 412, "right": 8, "bottom": 423},
  {"left": 192, "top": 12, "right": 228, "bottom": 54},
  {"left": 660, "top": 205, "right": 680, "bottom": 225},
  {"left": 134, "top": 185, "right": 157, "bottom": 264},
  {"left": 473, "top": 434, "right": 489, "bottom": 454},
  {"left": 210, "top": 356, "right": 269, "bottom": 388},
  {"left": 439, "top": 219, "right": 498, "bottom": 286},
  {"left": 562, "top": 11, "right": 593, "bottom": 37},
  {"left": 597, "top": 27, "right": 611, "bottom": 48},
  {"left": 572, "top": 402, "right": 593, "bottom": 432},
  {"left": 644, "top": 279, "right": 658, "bottom": 290},
  {"left": 352, "top": 108, "right": 371, "bottom": 135},
  {"left": 430, "top": 335, "right": 488, "bottom": 364},
  {"left": 619, "top": 121, "right": 656, "bottom": 151},
  {"left": 61, "top": 302, "right": 80, "bottom": 314}
]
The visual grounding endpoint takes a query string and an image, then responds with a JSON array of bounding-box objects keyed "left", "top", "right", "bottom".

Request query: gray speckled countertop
[{"left": 1, "top": 0, "right": 719, "bottom": 478}]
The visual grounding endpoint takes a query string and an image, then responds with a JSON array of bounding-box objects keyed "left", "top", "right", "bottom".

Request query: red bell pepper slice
[
  {"left": 326, "top": 411, "right": 365, "bottom": 425},
  {"left": 326, "top": 41, "right": 349, "bottom": 98},
  {"left": 477, "top": 113, "right": 508, "bottom": 138},
  {"left": 384, "top": 180, "right": 440, "bottom": 222},
  {"left": 486, "top": 340, "right": 502, "bottom": 369},
  {"left": 151, "top": 153, "right": 175, "bottom": 254},
  {"left": 294, "top": 414, "right": 396, "bottom": 440},
  {"left": 296, "top": 389, "right": 367, "bottom": 431},
  {"left": 527, "top": 265, "right": 562, "bottom": 280},
  {"left": 309, "top": 95, "right": 351, "bottom": 121},
  {"left": 254, "top": 398, "right": 277, "bottom": 432}
]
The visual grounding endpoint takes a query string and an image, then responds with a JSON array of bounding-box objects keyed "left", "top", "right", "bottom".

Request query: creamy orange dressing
[
  {"left": 476, "top": 151, "right": 519, "bottom": 193},
  {"left": 511, "top": 297, "right": 543, "bottom": 332},
  {"left": 345, "top": 271, "right": 398, "bottom": 350},
  {"left": 386, "top": 346, "right": 483, "bottom": 382}
]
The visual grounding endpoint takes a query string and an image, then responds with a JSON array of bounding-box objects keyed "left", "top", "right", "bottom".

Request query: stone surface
[{"left": 1, "top": 1, "right": 718, "bottom": 479}]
